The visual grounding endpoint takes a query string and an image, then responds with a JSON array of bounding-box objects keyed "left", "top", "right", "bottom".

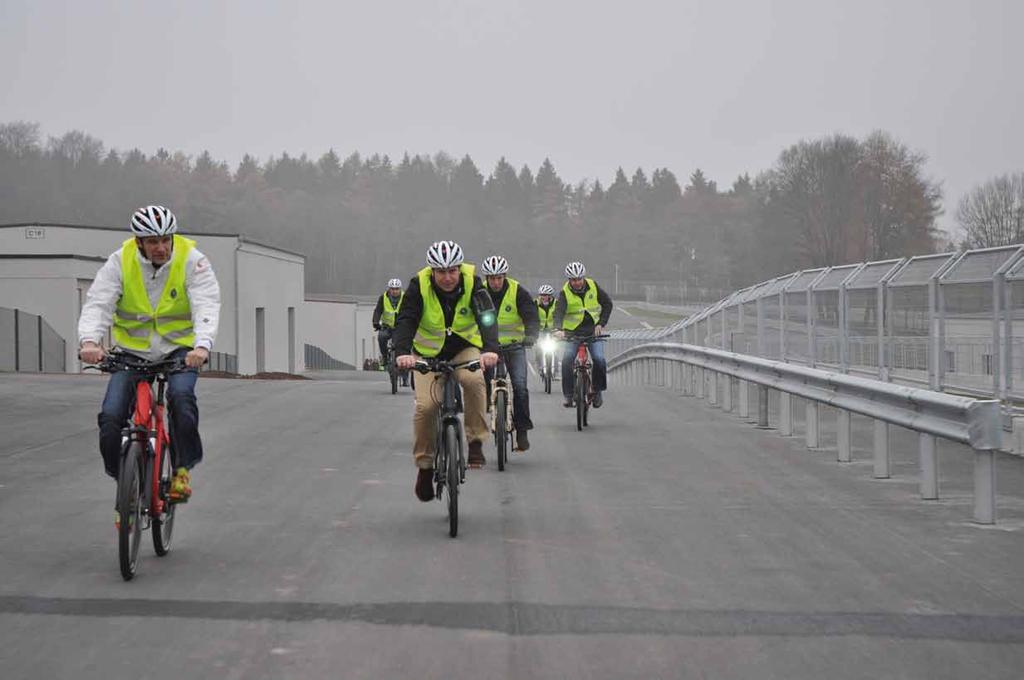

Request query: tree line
[{"left": 1, "top": 121, "right": 961, "bottom": 297}]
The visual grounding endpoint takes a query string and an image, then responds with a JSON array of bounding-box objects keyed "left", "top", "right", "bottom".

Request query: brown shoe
[
  {"left": 467, "top": 440, "right": 486, "bottom": 468},
  {"left": 415, "top": 468, "right": 435, "bottom": 502}
]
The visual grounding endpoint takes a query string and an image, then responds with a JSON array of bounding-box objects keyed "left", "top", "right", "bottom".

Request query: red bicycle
[
  {"left": 94, "top": 351, "right": 188, "bottom": 580},
  {"left": 569, "top": 334, "right": 609, "bottom": 431}
]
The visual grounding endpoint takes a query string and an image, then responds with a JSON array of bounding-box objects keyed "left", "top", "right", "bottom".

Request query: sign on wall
[{"left": 24, "top": 227, "right": 45, "bottom": 239}]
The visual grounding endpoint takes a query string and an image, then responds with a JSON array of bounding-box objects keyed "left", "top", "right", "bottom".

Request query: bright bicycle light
[
  {"left": 479, "top": 310, "right": 496, "bottom": 327},
  {"left": 539, "top": 336, "right": 557, "bottom": 353}
]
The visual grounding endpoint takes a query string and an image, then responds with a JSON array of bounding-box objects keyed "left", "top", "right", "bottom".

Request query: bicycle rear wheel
[
  {"left": 576, "top": 370, "right": 586, "bottom": 431},
  {"left": 495, "top": 391, "right": 507, "bottom": 471},
  {"left": 116, "top": 441, "right": 144, "bottom": 580},
  {"left": 444, "top": 422, "right": 460, "bottom": 537},
  {"left": 582, "top": 372, "right": 590, "bottom": 427},
  {"left": 389, "top": 353, "right": 398, "bottom": 394},
  {"left": 152, "top": 444, "right": 175, "bottom": 557}
]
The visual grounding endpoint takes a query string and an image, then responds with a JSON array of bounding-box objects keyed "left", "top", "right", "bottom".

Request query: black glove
[
  {"left": 373, "top": 324, "right": 380, "bottom": 331},
  {"left": 524, "top": 338, "right": 536, "bottom": 348}
]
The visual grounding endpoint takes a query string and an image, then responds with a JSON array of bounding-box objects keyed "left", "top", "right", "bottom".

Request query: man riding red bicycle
[
  {"left": 552, "top": 261, "right": 613, "bottom": 409},
  {"left": 78, "top": 205, "right": 221, "bottom": 502}
]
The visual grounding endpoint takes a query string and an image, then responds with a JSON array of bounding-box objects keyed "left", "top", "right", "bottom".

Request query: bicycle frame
[
  {"left": 575, "top": 343, "right": 593, "bottom": 403},
  {"left": 127, "top": 374, "right": 171, "bottom": 518},
  {"left": 490, "top": 357, "right": 515, "bottom": 436}
]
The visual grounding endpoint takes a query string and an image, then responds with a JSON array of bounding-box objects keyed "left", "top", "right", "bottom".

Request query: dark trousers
[
  {"left": 377, "top": 328, "right": 392, "bottom": 362},
  {"left": 485, "top": 345, "right": 533, "bottom": 431},
  {"left": 97, "top": 349, "right": 203, "bottom": 478},
  {"left": 561, "top": 339, "right": 607, "bottom": 399}
]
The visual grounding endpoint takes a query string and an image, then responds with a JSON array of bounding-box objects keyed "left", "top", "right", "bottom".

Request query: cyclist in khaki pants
[{"left": 394, "top": 241, "right": 499, "bottom": 502}]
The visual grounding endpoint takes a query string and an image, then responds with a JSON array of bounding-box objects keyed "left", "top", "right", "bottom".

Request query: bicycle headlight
[{"left": 539, "top": 336, "right": 557, "bottom": 353}]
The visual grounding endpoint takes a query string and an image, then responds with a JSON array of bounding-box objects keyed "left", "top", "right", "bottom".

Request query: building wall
[
  {"left": 236, "top": 242, "right": 305, "bottom": 374},
  {"left": 0, "top": 258, "right": 104, "bottom": 370},
  {"left": 303, "top": 300, "right": 358, "bottom": 366}
]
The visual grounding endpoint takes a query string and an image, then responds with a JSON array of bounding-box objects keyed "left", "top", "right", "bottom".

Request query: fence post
[
  {"left": 722, "top": 376, "right": 733, "bottom": 412},
  {"left": 757, "top": 386, "right": 770, "bottom": 428},
  {"left": 738, "top": 379, "right": 749, "bottom": 419},
  {"left": 874, "top": 421, "right": 891, "bottom": 479},
  {"left": 837, "top": 410, "right": 851, "bottom": 462},
  {"left": 920, "top": 433, "right": 939, "bottom": 500},
  {"left": 974, "top": 449, "right": 996, "bottom": 524},
  {"left": 779, "top": 393, "right": 793, "bottom": 436},
  {"left": 805, "top": 401, "right": 820, "bottom": 448},
  {"left": 708, "top": 370, "right": 718, "bottom": 406}
]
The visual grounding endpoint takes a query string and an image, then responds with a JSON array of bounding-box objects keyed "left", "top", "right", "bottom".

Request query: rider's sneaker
[
  {"left": 592, "top": 391, "right": 604, "bottom": 408},
  {"left": 516, "top": 429, "right": 530, "bottom": 452},
  {"left": 168, "top": 467, "right": 192, "bottom": 503},
  {"left": 415, "top": 468, "right": 435, "bottom": 502},
  {"left": 563, "top": 397, "right": 574, "bottom": 408},
  {"left": 467, "top": 440, "right": 486, "bottom": 468}
]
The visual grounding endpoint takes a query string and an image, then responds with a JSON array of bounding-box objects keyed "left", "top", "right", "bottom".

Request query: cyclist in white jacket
[{"left": 78, "top": 206, "right": 220, "bottom": 501}]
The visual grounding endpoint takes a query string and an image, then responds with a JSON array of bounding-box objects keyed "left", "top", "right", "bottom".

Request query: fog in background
[{"left": 1, "top": 0, "right": 1021, "bottom": 296}]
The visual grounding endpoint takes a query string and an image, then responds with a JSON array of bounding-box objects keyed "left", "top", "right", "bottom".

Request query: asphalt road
[{"left": 1, "top": 370, "right": 1023, "bottom": 679}]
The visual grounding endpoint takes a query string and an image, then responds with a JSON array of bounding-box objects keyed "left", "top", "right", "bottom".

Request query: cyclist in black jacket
[{"left": 480, "top": 255, "right": 540, "bottom": 451}]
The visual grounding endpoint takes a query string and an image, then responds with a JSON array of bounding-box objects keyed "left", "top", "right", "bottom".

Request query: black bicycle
[
  {"left": 567, "top": 334, "right": 609, "bottom": 432},
  {"left": 383, "top": 332, "right": 414, "bottom": 394},
  {"left": 415, "top": 356, "right": 481, "bottom": 537},
  {"left": 90, "top": 351, "right": 191, "bottom": 580},
  {"left": 386, "top": 334, "right": 400, "bottom": 394}
]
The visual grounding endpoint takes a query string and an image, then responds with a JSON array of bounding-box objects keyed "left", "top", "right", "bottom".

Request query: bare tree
[{"left": 957, "top": 172, "right": 1024, "bottom": 248}]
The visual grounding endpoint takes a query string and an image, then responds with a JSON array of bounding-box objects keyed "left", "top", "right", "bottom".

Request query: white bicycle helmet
[
  {"left": 480, "top": 255, "right": 509, "bottom": 276},
  {"left": 564, "top": 261, "right": 586, "bottom": 278},
  {"left": 130, "top": 205, "right": 178, "bottom": 237},
  {"left": 387, "top": 278, "right": 403, "bottom": 289},
  {"left": 425, "top": 240, "right": 464, "bottom": 268},
  {"left": 538, "top": 284, "right": 555, "bottom": 295}
]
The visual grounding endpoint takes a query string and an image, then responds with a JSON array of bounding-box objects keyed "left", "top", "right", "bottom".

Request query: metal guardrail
[
  {"left": 607, "top": 244, "right": 1024, "bottom": 405},
  {"left": 608, "top": 342, "right": 1003, "bottom": 524}
]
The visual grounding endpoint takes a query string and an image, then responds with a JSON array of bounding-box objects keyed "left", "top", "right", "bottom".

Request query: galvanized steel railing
[
  {"left": 608, "top": 244, "right": 1024, "bottom": 403},
  {"left": 608, "top": 342, "right": 1004, "bottom": 524}
]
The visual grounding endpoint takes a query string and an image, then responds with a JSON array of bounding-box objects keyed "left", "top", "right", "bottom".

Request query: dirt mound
[{"left": 201, "top": 371, "right": 309, "bottom": 380}]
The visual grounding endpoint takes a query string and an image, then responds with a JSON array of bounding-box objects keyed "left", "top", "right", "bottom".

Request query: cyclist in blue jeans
[
  {"left": 78, "top": 206, "right": 221, "bottom": 502},
  {"left": 552, "top": 261, "right": 613, "bottom": 409}
]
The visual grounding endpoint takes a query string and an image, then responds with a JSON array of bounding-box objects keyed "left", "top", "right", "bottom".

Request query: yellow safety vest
[
  {"left": 495, "top": 278, "right": 525, "bottom": 345},
  {"left": 381, "top": 292, "right": 403, "bottom": 328},
  {"left": 113, "top": 235, "right": 196, "bottom": 351},
  {"left": 412, "top": 264, "right": 483, "bottom": 357},
  {"left": 535, "top": 299, "right": 554, "bottom": 331},
  {"left": 560, "top": 278, "right": 602, "bottom": 331}
]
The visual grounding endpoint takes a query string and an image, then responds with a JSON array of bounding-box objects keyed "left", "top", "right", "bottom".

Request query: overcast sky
[{"left": 2, "top": 0, "right": 1021, "bottom": 235}]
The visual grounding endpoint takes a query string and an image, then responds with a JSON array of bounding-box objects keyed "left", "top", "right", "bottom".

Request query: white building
[
  {"left": 303, "top": 293, "right": 381, "bottom": 370},
  {"left": 0, "top": 223, "right": 305, "bottom": 374}
]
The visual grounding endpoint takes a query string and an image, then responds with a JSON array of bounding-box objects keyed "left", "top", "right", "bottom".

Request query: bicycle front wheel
[
  {"left": 444, "top": 422, "right": 460, "bottom": 537},
  {"left": 152, "top": 444, "right": 175, "bottom": 557},
  {"left": 495, "top": 391, "right": 507, "bottom": 471},
  {"left": 576, "top": 371, "right": 587, "bottom": 431},
  {"left": 116, "top": 441, "right": 145, "bottom": 580}
]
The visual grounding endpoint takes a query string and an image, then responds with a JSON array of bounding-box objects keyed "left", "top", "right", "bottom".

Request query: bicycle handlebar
[
  {"left": 564, "top": 333, "right": 611, "bottom": 343},
  {"left": 414, "top": 358, "right": 482, "bottom": 375},
  {"left": 85, "top": 351, "right": 190, "bottom": 376}
]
